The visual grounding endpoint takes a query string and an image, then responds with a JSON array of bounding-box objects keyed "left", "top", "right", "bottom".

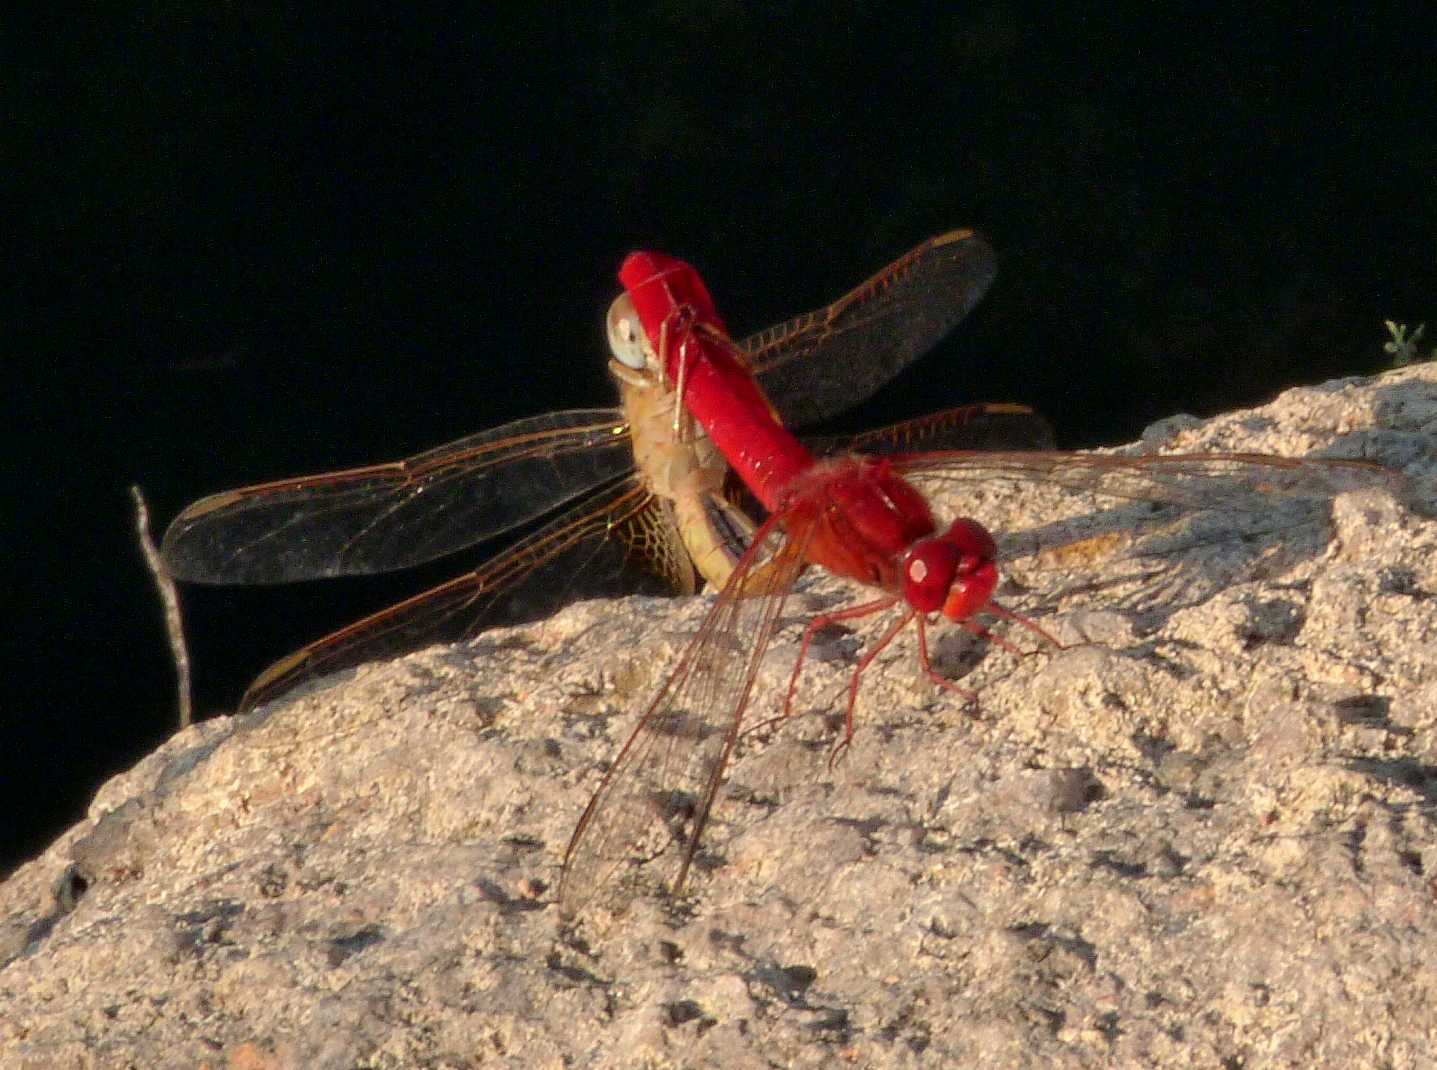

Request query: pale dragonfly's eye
[{"left": 606, "top": 293, "right": 647, "bottom": 369}]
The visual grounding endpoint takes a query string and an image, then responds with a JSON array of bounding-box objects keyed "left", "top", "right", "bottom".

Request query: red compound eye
[
  {"left": 904, "top": 539, "right": 960, "bottom": 613},
  {"left": 902, "top": 519, "right": 999, "bottom": 621}
]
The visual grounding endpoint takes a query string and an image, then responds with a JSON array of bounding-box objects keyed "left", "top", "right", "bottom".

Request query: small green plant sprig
[{"left": 1384, "top": 320, "right": 1434, "bottom": 366}]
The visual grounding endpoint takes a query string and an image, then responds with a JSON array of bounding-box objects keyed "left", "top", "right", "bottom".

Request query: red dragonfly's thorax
[{"left": 778, "top": 457, "right": 937, "bottom": 591}]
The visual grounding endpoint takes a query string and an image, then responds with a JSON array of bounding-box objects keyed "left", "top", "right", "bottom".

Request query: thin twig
[{"left": 131, "top": 485, "right": 193, "bottom": 728}]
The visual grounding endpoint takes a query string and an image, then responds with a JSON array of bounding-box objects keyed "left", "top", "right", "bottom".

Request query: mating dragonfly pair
[{"left": 162, "top": 231, "right": 1395, "bottom": 917}]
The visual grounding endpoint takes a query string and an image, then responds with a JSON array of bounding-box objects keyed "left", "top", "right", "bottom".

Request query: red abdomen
[{"left": 619, "top": 251, "right": 812, "bottom": 512}]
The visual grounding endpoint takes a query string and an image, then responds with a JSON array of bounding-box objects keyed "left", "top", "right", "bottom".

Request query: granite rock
[{"left": 3, "top": 366, "right": 1435, "bottom": 1068}]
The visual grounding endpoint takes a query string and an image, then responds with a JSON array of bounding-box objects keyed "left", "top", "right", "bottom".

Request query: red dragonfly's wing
[
  {"left": 647, "top": 403, "right": 1059, "bottom": 608},
  {"left": 745, "top": 230, "right": 997, "bottom": 428},
  {"left": 701, "top": 403, "right": 1058, "bottom": 576},
  {"left": 891, "top": 450, "right": 1400, "bottom": 512},
  {"left": 807, "top": 402, "right": 1056, "bottom": 457},
  {"left": 889, "top": 450, "right": 1404, "bottom": 617},
  {"left": 161, "top": 409, "right": 632, "bottom": 583},
  {"left": 559, "top": 510, "right": 812, "bottom": 919},
  {"left": 236, "top": 477, "right": 696, "bottom": 710}
]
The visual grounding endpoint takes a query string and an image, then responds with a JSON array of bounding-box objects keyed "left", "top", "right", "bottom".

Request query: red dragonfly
[
  {"left": 557, "top": 248, "right": 1403, "bottom": 917},
  {"left": 161, "top": 231, "right": 1051, "bottom": 711}
]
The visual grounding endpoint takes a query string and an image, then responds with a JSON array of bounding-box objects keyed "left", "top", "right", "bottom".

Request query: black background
[{"left": 8, "top": 5, "right": 1435, "bottom": 874}]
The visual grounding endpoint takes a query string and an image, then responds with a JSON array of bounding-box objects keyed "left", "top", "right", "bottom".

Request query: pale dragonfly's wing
[
  {"left": 162, "top": 409, "right": 633, "bottom": 582},
  {"left": 235, "top": 475, "right": 701, "bottom": 711}
]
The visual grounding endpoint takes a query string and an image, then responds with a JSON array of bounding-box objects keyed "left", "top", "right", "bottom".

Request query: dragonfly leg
[
  {"left": 606, "top": 357, "right": 650, "bottom": 388},
  {"left": 663, "top": 316, "right": 693, "bottom": 434},
  {"left": 906, "top": 603, "right": 1060, "bottom": 709},
  {"left": 958, "top": 601, "right": 1065, "bottom": 662},
  {"left": 782, "top": 596, "right": 900, "bottom": 723},
  {"left": 828, "top": 607, "right": 917, "bottom": 770},
  {"left": 915, "top": 613, "right": 978, "bottom": 703},
  {"left": 984, "top": 600, "right": 1065, "bottom": 652},
  {"left": 956, "top": 616, "right": 1026, "bottom": 658}
]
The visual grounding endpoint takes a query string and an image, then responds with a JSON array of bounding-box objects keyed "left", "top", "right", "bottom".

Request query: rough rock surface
[{"left": 4, "top": 365, "right": 1436, "bottom": 1069}]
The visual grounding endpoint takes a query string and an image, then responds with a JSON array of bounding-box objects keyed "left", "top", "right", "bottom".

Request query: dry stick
[{"left": 131, "top": 485, "right": 193, "bottom": 729}]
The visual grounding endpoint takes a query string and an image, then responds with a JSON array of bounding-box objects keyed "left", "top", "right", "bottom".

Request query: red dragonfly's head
[{"left": 901, "top": 518, "right": 999, "bottom": 622}]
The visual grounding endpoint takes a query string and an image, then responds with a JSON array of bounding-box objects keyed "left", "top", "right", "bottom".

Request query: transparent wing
[
  {"left": 703, "top": 405, "right": 1057, "bottom": 575},
  {"left": 891, "top": 450, "right": 1404, "bottom": 619},
  {"left": 238, "top": 478, "right": 671, "bottom": 710},
  {"left": 559, "top": 512, "right": 811, "bottom": 919},
  {"left": 745, "top": 230, "right": 997, "bottom": 428},
  {"left": 806, "top": 402, "right": 1056, "bottom": 457},
  {"left": 892, "top": 449, "right": 1400, "bottom": 512},
  {"left": 161, "top": 408, "right": 632, "bottom": 583}
]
